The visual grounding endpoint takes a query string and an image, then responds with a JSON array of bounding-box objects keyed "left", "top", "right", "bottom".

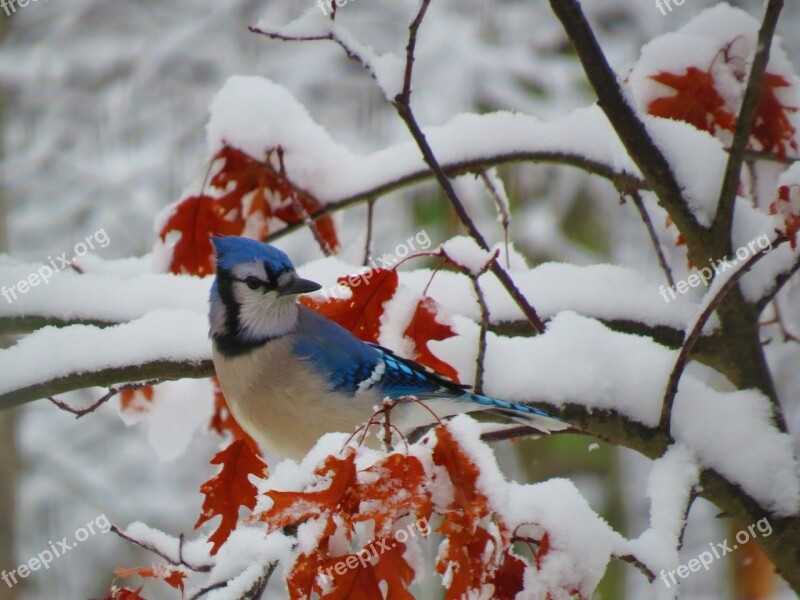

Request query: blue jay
[{"left": 209, "top": 236, "right": 566, "bottom": 459}]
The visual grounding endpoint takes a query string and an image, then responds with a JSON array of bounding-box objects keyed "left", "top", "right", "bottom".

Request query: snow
[
  {"left": 204, "top": 528, "right": 293, "bottom": 597},
  {"left": 441, "top": 312, "right": 799, "bottom": 516},
  {"left": 378, "top": 285, "right": 422, "bottom": 358},
  {"left": 440, "top": 236, "right": 494, "bottom": 275},
  {"left": 206, "top": 76, "right": 638, "bottom": 205},
  {"left": 124, "top": 521, "right": 213, "bottom": 569},
  {"left": 3, "top": 255, "right": 794, "bottom": 520},
  {"left": 0, "top": 309, "right": 210, "bottom": 398},
  {"left": 478, "top": 311, "right": 672, "bottom": 427},
  {"left": 625, "top": 444, "right": 700, "bottom": 581},
  {"left": 207, "top": 76, "right": 351, "bottom": 191},
  {"left": 444, "top": 415, "right": 624, "bottom": 598},
  {"left": 302, "top": 256, "right": 700, "bottom": 330},
  {"left": 642, "top": 116, "right": 727, "bottom": 227},
  {"left": 0, "top": 260, "right": 210, "bottom": 323},
  {"left": 672, "top": 378, "right": 800, "bottom": 517},
  {"left": 646, "top": 445, "right": 699, "bottom": 542},
  {"left": 330, "top": 24, "right": 405, "bottom": 101},
  {"left": 731, "top": 203, "right": 791, "bottom": 303},
  {"left": 115, "top": 379, "right": 216, "bottom": 462}
]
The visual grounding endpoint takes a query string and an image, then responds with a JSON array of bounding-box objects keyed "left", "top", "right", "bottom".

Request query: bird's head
[{"left": 208, "top": 236, "right": 321, "bottom": 350}]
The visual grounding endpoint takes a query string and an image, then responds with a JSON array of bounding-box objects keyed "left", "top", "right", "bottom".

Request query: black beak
[{"left": 278, "top": 275, "right": 322, "bottom": 296}]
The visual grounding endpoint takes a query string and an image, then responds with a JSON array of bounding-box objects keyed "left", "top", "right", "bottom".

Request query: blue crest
[{"left": 211, "top": 236, "right": 295, "bottom": 273}]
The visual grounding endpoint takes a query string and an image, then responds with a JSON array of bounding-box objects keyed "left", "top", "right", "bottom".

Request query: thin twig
[
  {"left": 276, "top": 147, "right": 335, "bottom": 256},
  {"left": 615, "top": 553, "right": 656, "bottom": 583},
  {"left": 626, "top": 190, "right": 675, "bottom": 287},
  {"left": 390, "top": 0, "right": 546, "bottom": 333},
  {"left": 249, "top": 25, "right": 369, "bottom": 72},
  {"left": 756, "top": 251, "right": 800, "bottom": 313},
  {"left": 478, "top": 422, "right": 576, "bottom": 443},
  {"left": 261, "top": 152, "right": 645, "bottom": 245},
  {"left": 110, "top": 525, "right": 212, "bottom": 573},
  {"left": 255, "top": 2, "right": 548, "bottom": 333},
  {"left": 659, "top": 236, "right": 787, "bottom": 430},
  {"left": 363, "top": 198, "right": 375, "bottom": 266},
  {"left": 48, "top": 381, "right": 158, "bottom": 418},
  {"left": 741, "top": 148, "right": 800, "bottom": 165},
  {"left": 188, "top": 581, "right": 228, "bottom": 600},
  {"left": 714, "top": 0, "right": 784, "bottom": 236},
  {"left": 478, "top": 170, "right": 511, "bottom": 268},
  {"left": 469, "top": 274, "right": 490, "bottom": 395},
  {"left": 677, "top": 491, "right": 697, "bottom": 551}
]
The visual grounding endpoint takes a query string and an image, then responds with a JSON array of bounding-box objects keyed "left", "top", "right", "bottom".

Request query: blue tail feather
[{"left": 466, "top": 394, "right": 567, "bottom": 425}]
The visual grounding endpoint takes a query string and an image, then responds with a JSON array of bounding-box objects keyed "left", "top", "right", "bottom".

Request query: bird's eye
[{"left": 244, "top": 276, "right": 262, "bottom": 290}]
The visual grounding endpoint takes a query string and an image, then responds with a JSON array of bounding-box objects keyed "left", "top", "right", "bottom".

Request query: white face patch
[
  {"left": 230, "top": 260, "right": 299, "bottom": 341},
  {"left": 231, "top": 261, "right": 270, "bottom": 285}
]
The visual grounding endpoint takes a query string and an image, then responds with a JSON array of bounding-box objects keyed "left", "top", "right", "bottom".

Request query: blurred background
[{"left": 0, "top": 0, "right": 798, "bottom": 598}]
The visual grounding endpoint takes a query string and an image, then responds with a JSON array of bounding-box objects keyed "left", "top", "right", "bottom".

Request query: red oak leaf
[
  {"left": 492, "top": 550, "right": 527, "bottom": 600},
  {"left": 98, "top": 587, "right": 146, "bottom": 600},
  {"left": 114, "top": 566, "right": 187, "bottom": 594},
  {"left": 403, "top": 297, "right": 459, "bottom": 382},
  {"left": 751, "top": 73, "right": 799, "bottom": 160},
  {"left": 210, "top": 146, "right": 277, "bottom": 219},
  {"left": 255, "top": 447, "right": 358, "bottom": 532},
  {"left": 273, "top": 190, "right": 340, "bottom": 256},
  {"left": 119, "top": 386, "right": 154, "bottom": 414},
  {"left": 770, "top": 183, "right": 800, "bottom": 248},
  {"left": 195, "top": 438, "right": 267, "bottom": 554},
  {"left": 159, "top": 194, "right": 243, "bottom": 276},
  {"left": 300, "top": 268, "right": 399, "bottom": 343},
  {"left": 255, "top": 447, "right": 432, "bottom": 600},
  {"left": 320, "top": 541, "right": 416, "bottom": 600},
  {"left": 648, "top": 67, "right": 736, "bottom": 134}
]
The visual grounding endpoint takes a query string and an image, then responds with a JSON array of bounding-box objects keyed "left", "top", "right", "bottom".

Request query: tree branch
[
  {"left": 265, "top": 148, "right": 644, "bottom": 238},
  {"left": 389, "top": 0, "right": 546, "bottom": 333},
  {"left": 660, "top": 236, "right": 787, "bottom": 431},
  {"left": 48, "top": 381, "right": 157, "bottom": 418},
  {"left": 110, "top": 526, "right": 212, "bottom": 573},
  {"left": 548, "top": 0, "right": 699, "bottom": 239},
  {"left": 0, "top": 359, "right": 214, "bottom": 411},
  {"left": 713, "top": 0, "right": 784, "bottom": 238},
  {"left": 755, "top": 250, "right": 800, "bottom": 314}
]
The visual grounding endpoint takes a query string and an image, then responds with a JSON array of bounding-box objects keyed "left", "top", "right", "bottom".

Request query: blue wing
[
  {"left": 291, "top": 306, "right": 383, "bottom": 394},
  {"left": 292, "top": 306, "right": 565, "bottom": 427}
]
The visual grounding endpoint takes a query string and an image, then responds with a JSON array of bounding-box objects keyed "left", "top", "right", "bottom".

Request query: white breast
[{"left": 212, "top": 337, "right": 376, "bottom": 460}]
